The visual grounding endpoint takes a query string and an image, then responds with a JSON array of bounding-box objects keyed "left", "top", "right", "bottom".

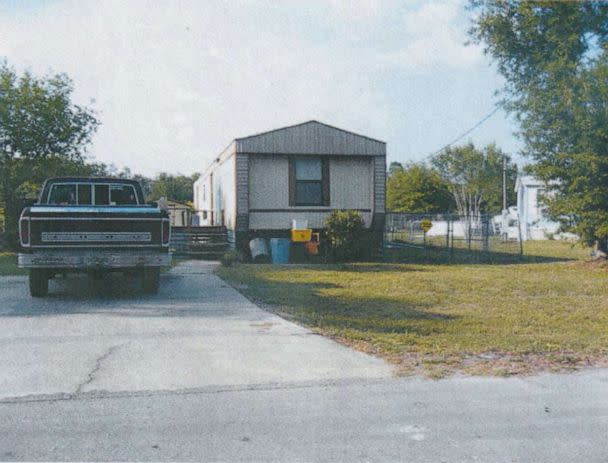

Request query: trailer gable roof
[{"left": 234, "top": 120, "right": 386, "bottom": 156}]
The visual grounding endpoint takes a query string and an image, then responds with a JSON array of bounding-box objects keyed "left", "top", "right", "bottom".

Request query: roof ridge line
[{"left": 234, "top": 120, "right": 385, "bottom": 144}]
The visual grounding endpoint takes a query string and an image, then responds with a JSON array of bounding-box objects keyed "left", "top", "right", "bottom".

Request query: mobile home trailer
[{"left": 193, "top": 120, "right": 386, "bottom": 254}]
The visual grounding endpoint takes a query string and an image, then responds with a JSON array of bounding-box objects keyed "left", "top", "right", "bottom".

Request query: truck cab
[{"left": 18, "top": 177, "right": 171, "bottom": 296}]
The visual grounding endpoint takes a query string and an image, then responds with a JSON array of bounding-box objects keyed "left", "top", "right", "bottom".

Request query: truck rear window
[
  {"left": 94, "top": 185, "right": 110, "bottom": 205},
  {"left": 48, "top": 184, "right": 77, "bottom": 205},
  {"left": 95, "top": 184, "right": 139, "bottom": 205},
  {"left": 48, "top": 183, "right": 139, "bottom": 205},
  {"left": 78, "top": 184, "right": 92, "bottom": 204},
  {"left": 109, "top": 184, "right": 138, "bottom": 205}
]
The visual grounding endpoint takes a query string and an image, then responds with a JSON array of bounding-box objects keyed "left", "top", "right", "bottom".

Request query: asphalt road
[
  {"left": 1, "top": 261, "right": 607, "bottom": 461},
  {"left": 2, "top": 370, "right": 607, "bottom": 462}
]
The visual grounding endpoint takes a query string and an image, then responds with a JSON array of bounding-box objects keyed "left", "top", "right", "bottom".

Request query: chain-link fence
[{"left": 385, "top": 212, "right": 523, "bottom": 262}]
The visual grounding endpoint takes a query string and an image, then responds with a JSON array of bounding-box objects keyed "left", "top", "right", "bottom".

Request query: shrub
[{"left": 323, "top": 210, "right": 367, "bottom": 261}]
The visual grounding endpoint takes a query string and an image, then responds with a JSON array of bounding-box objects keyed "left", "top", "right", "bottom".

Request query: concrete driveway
[{"left": 0, "top": 261, "right": 390, "bottom": 400}]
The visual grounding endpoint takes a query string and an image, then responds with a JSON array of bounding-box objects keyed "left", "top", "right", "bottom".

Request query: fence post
[
  {"left": 448, "top": 218, "right": 454, "bottom": 262},
  {"left": 445, "top": 217, "right": 450, "bottom": 248},
  {"left": 518, "top": 214, "right": 524, "bottom": 258},
  {"left": 385, "top": 213, "right": 389, "bottom": 248},
  {"left": 482, "top": 215, "right": 489, "bottom": 254}
]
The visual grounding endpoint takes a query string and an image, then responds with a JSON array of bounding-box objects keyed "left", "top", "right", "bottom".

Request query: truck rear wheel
[
  {"left": 142, "top": 267, "right": 160, "bottom": 294},
  {"left": 29, "top": 269, "right": 49, "bottom": 297}
]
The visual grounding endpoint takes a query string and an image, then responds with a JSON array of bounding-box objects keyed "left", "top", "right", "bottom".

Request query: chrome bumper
[{"left": 18, "top": 250, "right": 172, "bottom": 269}]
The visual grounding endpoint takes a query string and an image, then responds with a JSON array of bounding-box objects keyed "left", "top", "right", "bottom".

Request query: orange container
[{"left": 304, "top": 241, "right": 319, "bottom": 255}]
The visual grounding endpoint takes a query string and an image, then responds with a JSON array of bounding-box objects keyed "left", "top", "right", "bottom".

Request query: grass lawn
[
  {"left": 0, "top": 252, "right": 27, "bottom": 276},
  {"left": 217, "top": 240, "right": 608, "bottom": 378}
]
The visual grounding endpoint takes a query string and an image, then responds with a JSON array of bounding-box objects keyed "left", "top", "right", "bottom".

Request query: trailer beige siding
[
  {"left": 249, "top": 210, "right": 373, "bottom": 229},
  {"left": 329, "top": 157, "right": 372, "bottom": 209},
  {"left": 249, "top": 155, "right": 289, "bottom": 209},
  {"left": 248, "top": 154, "right": 374, "bottom": 230},
  {"left": 193, "top": 142, "right": 237, "bottom": 241},
  {"left": 213, "top": 155, "right": 236, "bottom": 230}
]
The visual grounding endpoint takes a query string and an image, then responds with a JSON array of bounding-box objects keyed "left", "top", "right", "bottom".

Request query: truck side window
[
  {"left": 77, "top": 184, "right": 92, "bottom": 205},
  {"left": 49, "top": 184, "right": 77, "bottom": 205},
  {"left": 94, "top": 185, "right": 110, "bottom": 205}
]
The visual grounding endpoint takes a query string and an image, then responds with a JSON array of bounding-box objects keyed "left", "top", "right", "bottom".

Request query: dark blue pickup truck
[{"left": 18, "top": 177, "right": 171, "bottom": 296}]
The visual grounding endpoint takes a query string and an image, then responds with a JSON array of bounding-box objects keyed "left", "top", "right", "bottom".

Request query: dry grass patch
[{"left": 218, "top": 241, "right": 607, "bottom": 378}]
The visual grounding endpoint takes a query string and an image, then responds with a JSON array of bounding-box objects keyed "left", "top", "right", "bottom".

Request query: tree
[
  {"left": 431, "top": 143, "right": 517, "bottom": 218},
  {"left": 0, "top": 62, "right": 100, "bottom": 248},
  {"left": 386, "top": 162, "right": 454, "bottom": 213},
  {"left": 469, "top": 1, "right": 608, "bottom": 253},
  {"left": 388, "top": 161, "right": 404, "bottom": 176},
  {"left": 149, "top": 172, "right": 200, "bottom": 203}
]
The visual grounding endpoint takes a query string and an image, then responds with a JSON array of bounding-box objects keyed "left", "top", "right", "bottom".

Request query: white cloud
[
  {"left": 383, "top": 0, "right": 482, "bottom": 71},
  {"left": 0, "top": 0, "right": 488, "bottom": 176},
  {"left": 327, "top": 0, "right": 386, "bottom": 24}
]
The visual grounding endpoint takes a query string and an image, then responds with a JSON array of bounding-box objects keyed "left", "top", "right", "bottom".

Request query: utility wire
[{"left": 426, "top": 105, "right": 501, "bottom": 158}]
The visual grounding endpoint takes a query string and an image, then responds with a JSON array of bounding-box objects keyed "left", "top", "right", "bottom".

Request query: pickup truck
[{"left": 18, "top": 177, "right": 171, "bottom": 297}]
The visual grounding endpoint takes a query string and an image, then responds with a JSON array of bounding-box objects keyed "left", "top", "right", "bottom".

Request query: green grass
[
  {"left": 384, "top": 237, "right": 588, "bottom": 265},
  {"left": 0, "top": 253, "right": 27, "bottom": 276},
  {"left": 217, "top": 241, "right": 607, "bottom": 378},
  {"left": 522, "top": 239, "right": 591, "bottom": 260}
]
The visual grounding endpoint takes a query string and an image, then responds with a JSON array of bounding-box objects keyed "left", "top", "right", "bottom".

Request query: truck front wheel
[
  {"left": 142, "top": 267, "right": 160, "bottom": 294},
  {"left": 29, "top": 269, "right": 49, "bottom": 297}
]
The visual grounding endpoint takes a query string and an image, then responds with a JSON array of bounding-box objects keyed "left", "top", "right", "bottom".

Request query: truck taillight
[
  {"left": 19, "top": 218, "right": 30, "bottom": 246},
  {"left": 162, "top": 220, "right": 170, "bottom": 245}
]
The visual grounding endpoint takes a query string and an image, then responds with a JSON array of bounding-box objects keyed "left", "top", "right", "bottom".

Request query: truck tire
[
  {"left": 29, "top": 269, "right": 49, "bottom": 297},
  {"left": 142, "top": 267, "right": 160, "bottom": 294}
]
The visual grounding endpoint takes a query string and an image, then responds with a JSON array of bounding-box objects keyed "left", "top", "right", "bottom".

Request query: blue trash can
[{"left": 270, "top": 238, "right": 290, "bottom": 264}]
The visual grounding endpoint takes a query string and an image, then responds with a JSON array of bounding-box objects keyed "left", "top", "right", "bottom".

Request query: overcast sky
[{"left": 0, "top": 0, "right": 522, "bottom": 176}]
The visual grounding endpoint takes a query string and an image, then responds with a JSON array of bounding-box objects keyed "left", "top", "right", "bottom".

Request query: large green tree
[
  {"left": 0, "top": 62, "right": 99, "bottom": 248},
  {"left": 431, "top": 142, "right": 517, "bottom": 217},
  {"left": 386, "top": 162, "right": 454, "bottom": 213},
  {"left": 469, "top": 1, "right": 608, "bottom": 253},
  {"left": 149, "top": 172, "right": 199, "bottom": 203}
]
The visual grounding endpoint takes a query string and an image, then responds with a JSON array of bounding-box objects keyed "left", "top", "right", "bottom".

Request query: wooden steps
[{"left": 170, "top": 226, "right": 229, "bottom": 260}]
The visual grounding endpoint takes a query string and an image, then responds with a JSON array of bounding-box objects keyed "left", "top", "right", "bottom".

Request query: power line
[{"left": 426, "top": 105, "right": 501, "bottom": 158}]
